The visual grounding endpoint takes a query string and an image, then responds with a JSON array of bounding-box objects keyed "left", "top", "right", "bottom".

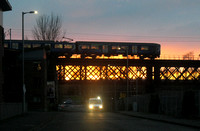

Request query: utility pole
[
  {"left": 9, "top": 29, "right": 11, "bottom": 47},
  {"left": 126, "top": 47, "right": 129, "bottom": 111}
]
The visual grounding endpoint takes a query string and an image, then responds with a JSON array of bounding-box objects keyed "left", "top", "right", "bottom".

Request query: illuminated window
[
  {"left": 112, "top": 46, "right": 118, "bottom": 50},
  {"left": 91, "top": 45, "right": 99, "bottom": 49},
  {"left": 4, "top": 43, "right": 8, "bottom": 48},
  {"left": 33, "top": 44, "right": 41, "bottom": 48},
  {"left": 132, "top": 46, "right": 137, "bottom": 53},
  {"left": 141, "top": 46, "right": 149, "bottom": 50},
  {"left": 24, "top": 44, "right": 31, "bottom": 48},
  {"left": 81, "top": 45, "right": 90, "bottom": 49},
  {"left": 55, "top": 44, "right": 63, "bottom": 48},
  {"left": 12, "top": 43, "right": 19, "bottom": 49},
  {"left": 121, "top": 46, "right": 128, "bottom": 50},
  {"left": 64, "top": 44, "right": 73, "bottom": 49}
]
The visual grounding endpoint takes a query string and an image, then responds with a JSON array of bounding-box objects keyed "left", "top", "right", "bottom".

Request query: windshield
[{"left": 89, "top": 100, "right": 102, "bottom": 104}]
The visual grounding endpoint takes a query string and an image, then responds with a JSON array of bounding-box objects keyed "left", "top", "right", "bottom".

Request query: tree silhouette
[
  {"left": 183, "top": 51, "right": 194, "bottom": 60},
  {"left": 32, "top": 13, "right": 65, "bottom": 41}
]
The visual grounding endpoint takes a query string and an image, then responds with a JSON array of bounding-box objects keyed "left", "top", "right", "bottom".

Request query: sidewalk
[
  {"left": 117, "top": 111, "right": 200, "bottom": 129},
  {"left": 0, "top": 112, "right": 59, "bottom": 131}
]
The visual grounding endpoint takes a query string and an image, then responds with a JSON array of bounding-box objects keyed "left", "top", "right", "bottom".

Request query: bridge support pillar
[
  {"left": 146, "top": 64, "right": 153, "bottom": 93},
  {"left": 154, "top": 65, "right": 160, "bottom": 83}
]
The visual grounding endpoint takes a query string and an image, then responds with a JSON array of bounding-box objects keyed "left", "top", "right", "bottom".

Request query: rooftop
[{"left": 1, "top": 0, "right": 12, "bottom": 11}]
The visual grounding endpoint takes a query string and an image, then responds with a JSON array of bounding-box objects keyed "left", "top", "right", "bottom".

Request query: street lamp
[
  {"left": 22, "top": 10, "right": 38, "bottom": 113},
  {"left": 125, "top": 47, "right": 129, "bottom": 111}
]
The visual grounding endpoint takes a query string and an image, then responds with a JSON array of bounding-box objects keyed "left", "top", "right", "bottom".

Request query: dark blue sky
[{"left": 3, "top": 0, "right": 200, "bottom": 57}]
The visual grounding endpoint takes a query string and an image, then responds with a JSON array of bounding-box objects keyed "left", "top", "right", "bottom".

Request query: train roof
[
  {"left": 4, "top": 40, "right": 160, "bottom": 46},
  {"left": 4, "top": 40, "right": 75, "bottom": 44},
  {"left": 4, "top": 39, "right": 55, "bottom": 43},
  {"left": 76, "top": 41, "right": 160, "bottom": 45}
]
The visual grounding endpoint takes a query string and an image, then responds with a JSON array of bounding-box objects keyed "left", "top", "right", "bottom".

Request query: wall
[
  {"left": 24, "top": 49, "right": 48, "bottom": 111},
  {"left": 0, "top": 9, "right": 2, "bottom": 26},
  {"left": 0, "top": 103, "right": 23, "bottom": 120},
  {"left": 0, "top": 25, "right": 3, "bottom": 103},
  {"left": 120, "top": 85, "right": 200, "bottom": 118}
]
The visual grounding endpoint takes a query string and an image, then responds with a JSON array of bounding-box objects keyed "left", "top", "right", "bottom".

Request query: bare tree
[
  {"left": 183, "top": 51, "right": 194, "bottom": 60},
  {"left": 32, "top": 13, "right": 65, "bottom": 41}
]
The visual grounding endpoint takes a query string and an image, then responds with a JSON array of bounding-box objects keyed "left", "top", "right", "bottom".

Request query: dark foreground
[{"left": 0, "top": 111, "right": 199, "bottom": 131}]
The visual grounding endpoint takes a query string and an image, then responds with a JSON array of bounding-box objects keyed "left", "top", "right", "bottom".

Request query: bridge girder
[{"left": 55, "top": 58, "right": 200, "bottom": 82}]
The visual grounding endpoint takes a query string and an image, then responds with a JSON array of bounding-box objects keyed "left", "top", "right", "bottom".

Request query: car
[
  {"left": 58, "top": 98, "right": 72, "bottom": 111},
  {"left": 88, "top": 97, "right": 103, "bottom": 111}
]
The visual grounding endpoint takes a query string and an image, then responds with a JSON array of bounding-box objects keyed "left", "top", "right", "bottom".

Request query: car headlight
[
  {"left": 89, "top": 104, "right": 93, "bottom": 109},
  {"left": 99, "top": 105, "right": 103, "bottom": 109}
]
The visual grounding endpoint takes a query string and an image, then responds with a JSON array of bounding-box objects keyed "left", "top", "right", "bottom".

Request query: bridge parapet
[{"left": 56, "top": 58, "right": 200, "bottom": 82}]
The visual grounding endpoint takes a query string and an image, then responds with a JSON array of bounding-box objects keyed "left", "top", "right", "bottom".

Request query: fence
[{"left": 117, "top": 90, "right": 200, "bottom": 118}]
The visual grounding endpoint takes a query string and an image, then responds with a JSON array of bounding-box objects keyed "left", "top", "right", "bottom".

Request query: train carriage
[
  {"left": 76, "top": 41, "right": 160, "bottom": 59},
  {"left": 4, "top": 40, "right": 76, "bottom": 58},
  {"left": 51, "top": 42, "right": 76, "bottom": 57},
  {"left": 4, "top": 40, "right": 53, "bottom": 49},
  {"left": 76, "top": 41, "right": 107, "bottom": 58},
  {"left": 4, "top": 40, "right": 160, "bottom": 59},
  {"left": 130, "top": 43, "right": 160, "bottom": 59}
]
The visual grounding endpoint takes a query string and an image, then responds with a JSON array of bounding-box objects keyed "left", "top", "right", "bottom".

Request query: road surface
[{"left": 39, "top": 112, "right": 198, "bottom": 131}]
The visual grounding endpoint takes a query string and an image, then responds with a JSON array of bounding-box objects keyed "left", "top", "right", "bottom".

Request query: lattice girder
[
  {"left": 160, "top": 67, "right": 200, "bottom": 80},
  {"left": 56, "top": 65, "right": 147, "bottom": 81}
]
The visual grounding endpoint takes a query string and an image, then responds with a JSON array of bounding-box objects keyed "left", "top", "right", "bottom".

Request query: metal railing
[{"left": 158, "top": 55, "right": 200, "bottom": 60}]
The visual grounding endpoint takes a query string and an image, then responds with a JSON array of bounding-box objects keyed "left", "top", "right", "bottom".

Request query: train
[{"left": 4, "top": 40, "right": 161, "bottom": 59}]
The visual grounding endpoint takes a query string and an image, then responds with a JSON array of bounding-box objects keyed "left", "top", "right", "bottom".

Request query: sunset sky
[{"left": 3, "top": 0, "right": 200, "bottom": 58}]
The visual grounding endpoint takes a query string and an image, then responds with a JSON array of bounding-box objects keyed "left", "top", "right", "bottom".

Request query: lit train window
[
  {"left": 55, "top": 44, "right": 63, "bottom": 48},
  {"left": 132, "top": 46, "right": 137, "bottom": 53},
  {"left": 121, "top": 46, "right": 128, "bottom": 50},
  {"left": 64, "top": 44, "right": 73, "bottom": 49},
  {"left": 141, "top": 46, "right": 149, "bottom": 50},
  {"left": 81, "top": 45, "right": 90, "bottom": 49},
  {"left": 112, "top": 46, "right": 119, "bottom": 50},
  {"left": 33, "top": 44, "right": 41, "bottom": 48},
  {"left": 4, "top": 43, "right": 8, "bottom": 48},
  {"left": 12, "top": 43, "right": 19, "bottom": 49},
  {"left": 91, "top": 45, "right": 99, "bottom": 49},
  {"left": 24, "top": 44, "right": 31, "bottom": 48}
]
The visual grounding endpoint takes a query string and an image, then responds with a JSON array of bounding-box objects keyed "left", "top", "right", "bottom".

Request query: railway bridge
[
  {"left": 55, "top": 57, "right": 200, "bottom": 116},
  {"left": 56, "top": 58, "right": 200, "bottom": 82}
]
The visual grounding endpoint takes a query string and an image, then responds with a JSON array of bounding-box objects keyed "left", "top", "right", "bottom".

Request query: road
[{"left": 39, "top": 112, "right": 198, "bottom": 131}]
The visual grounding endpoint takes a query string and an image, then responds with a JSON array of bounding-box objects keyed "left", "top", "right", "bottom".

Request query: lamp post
[
  {"left": 126, "top": 47, "right": 129, "bottom": 111},
  {"left": 22, "top": 10, "right": 38, "bottom": 113}
]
